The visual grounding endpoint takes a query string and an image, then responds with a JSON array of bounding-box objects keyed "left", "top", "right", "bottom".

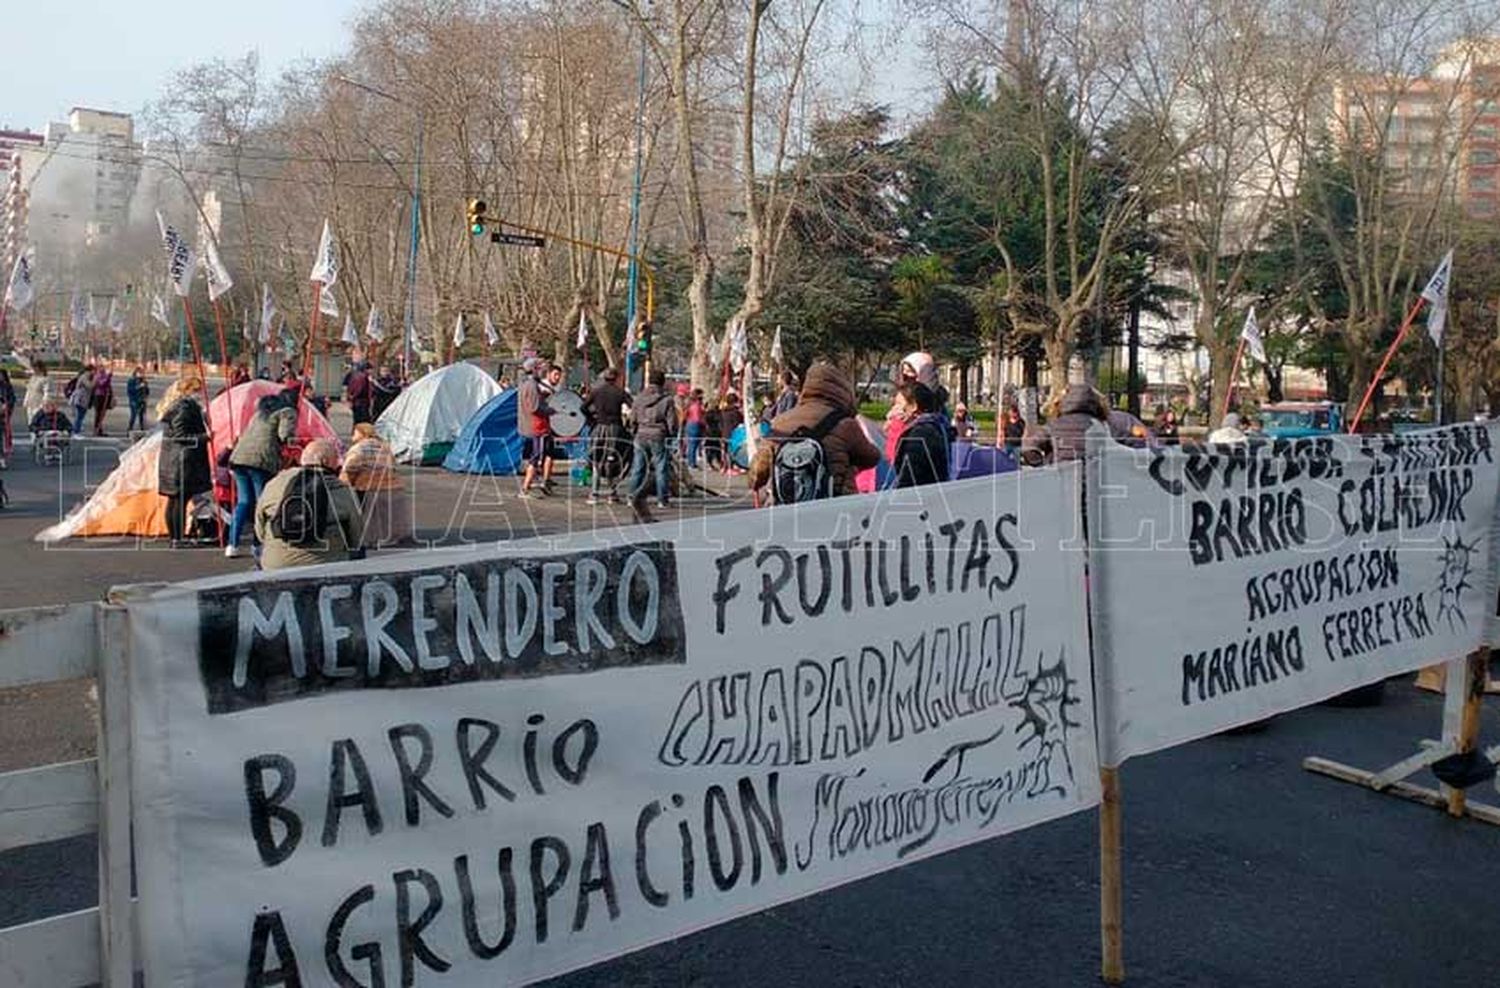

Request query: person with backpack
[
  {"left": 628, "top": 369, "right": 677, "bottom": 520},
  {"left": 67, "top": 365, "right": 94, "bottom": 435},
  {"left": 749, "top": 361, "right": 880, "bottom": 503},
  {"left": 892, "top": 382, "right": 951, "bottom": 488},
  {"left": 255, "top": 439, "right": 364, "bottom": 571},
  {"left": 226, "top": 389, "right": 299, "bottom": 558}
]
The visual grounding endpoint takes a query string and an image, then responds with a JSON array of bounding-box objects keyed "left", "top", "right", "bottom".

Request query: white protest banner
[
  {"left": 310, "top": 219, "right": 339, "bottom": 287},
  {"left": 157, "top": 210, "right": 198, "bottom": 297},
  {"left": 203, "top": 235, "right": 235, "bottom": 301},
  {"left": 1089, "top": 423, "right": 1500, "bottom": 766},
  {"left": 124, "top": 467, "right": 1097, "bottom": 986},
  {"left": 4, "top": 245, "right": 35, "bottom": 312}
]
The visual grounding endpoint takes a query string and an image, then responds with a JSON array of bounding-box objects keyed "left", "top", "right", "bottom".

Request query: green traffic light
[{"left": 470, "top": 222, "right": 486, "bottom": 236}]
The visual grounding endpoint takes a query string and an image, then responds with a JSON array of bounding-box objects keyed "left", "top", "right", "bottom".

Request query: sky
[{"left": 0, "top": 0, "right": 362, "bottom": 131}]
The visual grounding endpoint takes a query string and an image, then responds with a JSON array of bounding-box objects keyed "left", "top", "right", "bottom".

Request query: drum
[{"left": 548, "top": 389, "right": 587, "bottom": 438}]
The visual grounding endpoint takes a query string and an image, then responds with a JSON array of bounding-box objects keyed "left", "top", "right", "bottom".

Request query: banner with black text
[
  {"left": 125, "top": 466, "right": 1097, "bottom": 986},
  {"left": 1090, "top": 423, "right": 1500, "bottom": 766}
]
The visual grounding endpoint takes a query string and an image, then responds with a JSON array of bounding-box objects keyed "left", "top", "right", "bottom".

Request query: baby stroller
[{"left": 32, "top": 429, "right": 71, "bottom": 467}]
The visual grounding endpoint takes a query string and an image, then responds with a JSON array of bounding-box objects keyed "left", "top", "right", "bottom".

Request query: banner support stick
[
  {"left": 209, "top": 297, "right": 230, "bottom": 380},
  {"left": 1100, "top": 766, "right": 1124, "bottom": 984},
  {"left": 1348, "top": 297, "right": 1426, "bottom": 434},
  {"left": 1219, "top": 337, "right": 1246, "bottom": 424}
]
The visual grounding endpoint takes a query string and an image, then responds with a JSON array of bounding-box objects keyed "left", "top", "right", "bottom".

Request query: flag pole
[
  {"left": 1348, "top": 296, "right": 1426, "bottom": 434},
  {"left": 303, "top": 283, "right": 324, "bottom": 380},
  {"left": 1435, "top": 324, "right": 1446, "bottom": 427},
  {"left": 1220, "top": 336, "right": 1247, "bottom": 423}
]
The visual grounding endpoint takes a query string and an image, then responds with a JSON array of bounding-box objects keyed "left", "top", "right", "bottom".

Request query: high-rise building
[{"left": 0, "top": 130, "right": 45, "bottom": 280}]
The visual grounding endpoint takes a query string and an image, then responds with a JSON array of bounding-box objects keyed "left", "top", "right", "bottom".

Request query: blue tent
[{"left": 443, "top": 389, "right": 526, "bottom": 474}]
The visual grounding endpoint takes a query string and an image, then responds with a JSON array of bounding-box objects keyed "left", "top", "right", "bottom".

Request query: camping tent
[
  {"left": 443, "top": 389, "right": 526, "bottom": 475},
  {"left": 36, "top": 433, "right": 170, "bottom": 541},
  {"left": 378, "top": 363, "right": 502, "bottom": 465},
  {"left": 210, "top": 380, "right": 341, "bottom": 460}
]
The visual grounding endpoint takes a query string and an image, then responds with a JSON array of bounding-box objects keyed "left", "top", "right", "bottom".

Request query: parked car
[{"left": 1260, "top": 400, "right": 1342, "bottom": 438}]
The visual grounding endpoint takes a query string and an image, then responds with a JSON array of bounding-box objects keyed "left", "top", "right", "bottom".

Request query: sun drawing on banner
[
  {"left": 1435, "top": 535, "right": 1476, "bottom": 633},
  {"left": 920, "top": 649, "right": 1082, "bottom": 794}
]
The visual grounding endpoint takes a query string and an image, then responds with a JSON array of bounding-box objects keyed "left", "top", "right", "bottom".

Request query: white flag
[
  {"left": 202, "top": 236, "right": 234, "bottom": 301},
  {"left": 341, "top": 314, "right": 358, "bottom": 346},
  {"left": 309, "top": 219, "right": 339, "bottom": 287},
  {"left": 729, "top": 317, "right": 748, "bottom": 373},
  {"left": 483, "top": 311, "right": 499, "bottom": 347},
  {"left": 259, "top": 283, "right": 277, "bottom": 345},
  {"left": 86, "top": 295, "right": 100, "bottom": 330},
  {"left": 69, "top": 291, "right": 88, "bottom": 333},
  {"left": 319, "top": 288, "right": 340, "bottom": 319},
  {"left": 156, "top": 211, "right": 197, "bottom": 297},
  {"left": 1422, "top": 249, "right": 1454, "bottom": 345},
  {"left": 365, "top": 307, "right": 386, "bottom": 343},
  {"left": 770, "top": 324, "right": 785, "bottom": 365},
  {"left": 706, "top": 333, "right": 722, "bottom": 369},
  {"left": 576, "top": 309, "right": 589, "bottom": 351},
  {"left": 242, "top": 314, "right": 254, "bottom": 341},
  {"left": 107, "top": 297, "right": 125, "bottom": 333},
  {"left": 452, "top": 312, "right": 466, "bottom": 347},
  {"left": 151, "top": 293, "right": 170, "bottom": 328},
  {"left": 4, "top": 246, "right": 35, "bottom": 312},
  {"left": 1240, "top": 307, "right": 1266, "bottom": 363}
]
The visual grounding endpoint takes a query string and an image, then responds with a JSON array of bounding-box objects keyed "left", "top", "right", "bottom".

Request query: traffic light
[
  {"left": 466, "top": 198, "right": 488, "bottom": 236},
  {"left": 635, "top": 320, "right": 652, "bottom": 355}
]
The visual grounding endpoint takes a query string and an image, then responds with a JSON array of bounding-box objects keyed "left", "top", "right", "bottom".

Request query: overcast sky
[{"left": 0, "top": 0, "right": 358, "bottom": 131}]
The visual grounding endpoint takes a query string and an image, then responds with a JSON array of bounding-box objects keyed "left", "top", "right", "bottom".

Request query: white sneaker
[{"left": 225, "top": 545, "right": 247, "bottom": 559}]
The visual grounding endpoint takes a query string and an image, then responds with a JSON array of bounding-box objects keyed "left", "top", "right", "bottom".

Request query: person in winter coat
[
  {"left": 226, "top": 390, "right": 299, "bottom": 556},
  {"left": 1155, "top": 408, "right": 1180, "bottom": 445},
  {"left": 156, "top": 377, "right": 212, "bottom": 546},
  {"left": 952, "top": 402, "right": 979, "bottom": 442},
  {"left": 718, "top": 392, "right": 744, "bottom": 475},
  {"left": 1208, "top": 412, "right": 1248, "bottom": 444},
  {"left": 343, "top": 363, "right": 373, "bottom": 424},
  {"left": 1001, "top": 404, "right": 1026, "bottom": 449},
  {"left": 748, "top": 361, "right": 881, "bottom": 499},
  {"left": 23, "top": 360, "right": 52, "bottom": 423},
  {"left": 255, "top": 439, "right": 365, "bottom": 571},
  {"left": 628, "top": 370, "right": 678, "bottom": 519},
  {"left": 90, "top": 367, "right": 113, "bottom": 436},
  {"left": 371, "top": 365, "right": 402, "bottom": 419},
  {"left": 584, "top": 367, "right": 632, "bottom": 503},
  {"left": 341, "top": 422, "right": 411, "bottom": 547},
  {"left": 126, "top": 368, "right": 150, "bottom": 433},
  {"left": 516, "top": 357, "right": 554, "bottom": 498},
  {"left": 898, "top": 351, "right": 951, "bottom": 421},
  {"left": 68, "top": 366, "right": 94, "bottom": 435},
  {"left": 765, "top": 371, "right": 800, "bottom": 421},
  {"left": 682, "top": 389, "right": 707, "bottom": 468},
  {"left": 1046, "top": 383, "right": 1109, "bottom": 464},
  {"left": 893, "top": 382, "right": 951, "bottom": 488}
]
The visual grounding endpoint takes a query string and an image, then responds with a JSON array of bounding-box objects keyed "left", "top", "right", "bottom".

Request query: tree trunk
[
  {"left": 1344, "top": 343, "right": 1375, "bottom": 430},
  {"left": 1044, "top": 335, "right": 1072, "bottom": 404}
]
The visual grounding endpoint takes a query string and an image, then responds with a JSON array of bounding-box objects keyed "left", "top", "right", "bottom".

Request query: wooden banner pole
[
  {"left": 1444, "top": 649, "right": 1489, "bottom": 818},
  {"left": 1219, "top": 336, "right": 1246, "bottom": 424},
  {"left": 1348, "top": 296, "right": 1426, "bottom": 434},
  {"left": 1100, "top": 766, "right": 1124, "bottom": 984},
  {"left": 303, "top": 283, "right": 324, "bottom": 380},
  {"left": 179, "top": 294, "right": 225, "bottom": 547}
]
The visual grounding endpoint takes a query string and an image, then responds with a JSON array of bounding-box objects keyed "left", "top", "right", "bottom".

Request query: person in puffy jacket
[
  {"left": 255, "top": 440, "right": 364, "bottom": 572},
  {"left": 1046, "top": 383, "right": 1109, "bottom": 464},
  {"left": 156, "top": 377, "right": 211, "bottom": 546},
  {"left": 628, "top": 370, "right": 678, "bottom": 518},
  {"left": 893, "top": 382, "right": 951, "bottom": 488},
  {"left": 225, "top": 390, "right": 298, "bottom": 557},
  {"left": 749, "top": 361, "right": 881, "bottom": 499}
]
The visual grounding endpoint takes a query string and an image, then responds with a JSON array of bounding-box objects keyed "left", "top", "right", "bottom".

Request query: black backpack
[
  {"left": 770, "top": 407, "right": 847, "bottom": 504},
  {"left": 269, "top": 467, "right": 333, "bottom": 547}
]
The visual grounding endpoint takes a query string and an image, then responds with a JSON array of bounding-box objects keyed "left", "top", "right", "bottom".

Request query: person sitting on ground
[
  {"left": 1208, "top": 411, "right": 1248, "bottom": 444},
  {"left": 29, "top": 398, "right": 69, "bottom": 435},
  {"left": 749, "top": 361, "right": 881, "bottom": 502},
  {"left": 255, "top": 438, "right": 364, "bottom": 571},
  {"left": 341, "top": 422, "right": 412, "bottom": 547},
  {"left": 952, "top": 401, "right": 979, "bottom": 442},
  {"left": 893, "top": 382, "right": 952, "bottom": 488},
  {"left": 225, "top": 389, "right": 299, "bottom": 558}
]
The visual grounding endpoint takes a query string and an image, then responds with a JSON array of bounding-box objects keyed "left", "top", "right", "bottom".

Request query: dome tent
[
  {"left": 443, "top": 388, "right": 526, "bottom": 475},
  {"left": 376, "top": 362, "right": 503, "bottom": 465}
]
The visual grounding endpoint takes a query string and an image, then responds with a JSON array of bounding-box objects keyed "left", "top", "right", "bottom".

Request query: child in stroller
[{"left": 29, "top": 400, "right": 71, "bottom": 466}]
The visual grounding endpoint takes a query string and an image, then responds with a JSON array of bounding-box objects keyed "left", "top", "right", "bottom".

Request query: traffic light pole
[
  {"left": 403, "top": 113, "right": 424, "bottom": 380},
  {"left": 625, "top": 30, "right": 648, "bottom": 390}
]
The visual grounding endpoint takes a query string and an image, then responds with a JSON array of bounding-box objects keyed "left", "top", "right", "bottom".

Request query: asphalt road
[{"left": 3, "top": 388, "right": 1500, "bottom": 985}]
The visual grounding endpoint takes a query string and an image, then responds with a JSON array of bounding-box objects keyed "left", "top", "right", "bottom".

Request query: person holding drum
[{"left": 584, "top": 366, "right": 632, "bottom": 503}]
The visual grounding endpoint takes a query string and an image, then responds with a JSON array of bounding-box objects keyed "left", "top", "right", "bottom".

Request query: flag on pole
[
  {"left": 729, "top": 318, "right": 748, "bottom": 373},
  {"left": 576, "top": 310, "right": 589, "bottom": 351},
  {"left": 242, "top": 314, "right": 254, "bottom": 341},
  {"left": 69, "top": 291, "right": 88, "bottom": 333},
  {"left": 483, "top": 311, "right": 499, "bottom": 347},
  {"left": 366, "top": 307, "right": 386, "bottom": 343},
  {"left": 770, "top": 325, "right": 784, "bottom": 365},
  {"left": 156, "top": 211, "right": 197, "bottom": 297},
  {"left": 452, "top": 312, "right": 466, "bottom": 347},
  {"left": 1241, "top": 307, "right": 1266, "bottom": 363},
  {"left": 1422, "top": 249, "right": 1454, "bottom": 345},
  {"left": 151, "top": 293, "right": 170, "bottom": 328},
  {"left": 310, "top": 219, "right": 339, "bottom": 287},
  {"left": 259, "top": 284, "right": 277, "bottom": 345},
  {"left": 706, "top": 333, "right": 722, "bottom": 369},
  {"left": 107, "top": 298, "right": 125, "bottom": 333},
  {"left": 319, "top": 289, "right": 340, "bottom": 319},
  {"left": 3, "top": 246, "right": 35, "bottom": 312},
  {"left": 86, "top": 296, "right": 100, "bottom": 330},
  {"left": 202, "top": 236, "right": 234, "bottom": 301},
  {"left": 341, "top": 314, "right": 358, "bottom": 346}
]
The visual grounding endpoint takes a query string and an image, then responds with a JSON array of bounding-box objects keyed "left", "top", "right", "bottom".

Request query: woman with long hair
[{"left": 156, "top": 377, "right": 211, "bottom": 546}]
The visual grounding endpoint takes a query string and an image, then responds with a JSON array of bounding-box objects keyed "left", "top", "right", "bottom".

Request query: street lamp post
[{"left": 335, "top": 75, "right": 422, "bottom": 378}]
